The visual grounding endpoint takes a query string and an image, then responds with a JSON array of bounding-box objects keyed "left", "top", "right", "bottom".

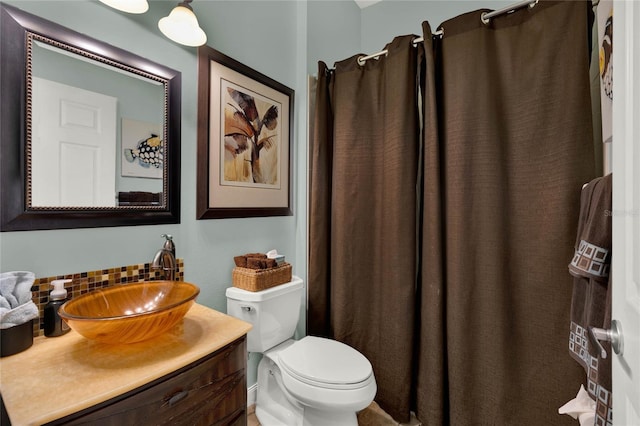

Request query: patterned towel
[{"left": 568, "top": 173, "right": 612, "bottom": 426}]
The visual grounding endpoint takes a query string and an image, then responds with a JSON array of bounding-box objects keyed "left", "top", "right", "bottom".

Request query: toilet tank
[{"left": 226, "top": 276, "right": 303, "bottom": 353}]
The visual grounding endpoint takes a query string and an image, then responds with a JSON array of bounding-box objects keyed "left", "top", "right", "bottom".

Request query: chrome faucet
[{"left": 151, "top": 234, "right": 176, "bottom": 281}]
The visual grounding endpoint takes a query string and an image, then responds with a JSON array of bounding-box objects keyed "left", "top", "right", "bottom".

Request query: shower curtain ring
[{"left": 481, "top": 0, "right": 539, "bottom": 25}]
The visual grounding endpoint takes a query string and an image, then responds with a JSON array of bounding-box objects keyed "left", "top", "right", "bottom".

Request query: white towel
[
  {"left": 0, "top": 301, "right": 39, "bottom": 329},
  {"left": 558, "top": 385, "right": 596, "bottom": 425},
  {"left": 1, "top": 271, "right": 36, "bottom": 306},
  {"left": 0, "top": 271, "right": 39, "bottom": 329}
]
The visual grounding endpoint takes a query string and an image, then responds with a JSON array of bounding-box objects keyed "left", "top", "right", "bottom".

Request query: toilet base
[
  {"left": 255, "top": 354, "right": 361, "bottom": 426},
  {"left": 303, "top": 407, "right": 358, "bottom": 426},
  {"left": 255, "top": 356, "right": 303, "bottom": 426},
  {"left": 256, "top": 405, "right": 358, "bottom": 426}
]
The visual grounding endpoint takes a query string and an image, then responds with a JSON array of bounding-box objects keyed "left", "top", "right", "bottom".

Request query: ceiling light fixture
[
  {"left": 158, "top": 0, "right": 207, "bottom": 47},
  {"left": 98, "top": 0, "right": 149, "bottom": 14}
]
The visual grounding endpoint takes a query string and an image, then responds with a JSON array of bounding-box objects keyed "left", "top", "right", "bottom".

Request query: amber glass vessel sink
[{"left": 58, "top": 281, "right": 200, "bottom": 344}]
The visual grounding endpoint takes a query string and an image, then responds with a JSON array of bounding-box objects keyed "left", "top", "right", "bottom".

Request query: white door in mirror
[{"left": 31, "top": 77, "right": 117, "bottom": 207}]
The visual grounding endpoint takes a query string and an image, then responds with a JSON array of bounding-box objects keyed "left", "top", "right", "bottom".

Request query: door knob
[{"left": 588, "top": 319, "right": 623, "bottom": 358}]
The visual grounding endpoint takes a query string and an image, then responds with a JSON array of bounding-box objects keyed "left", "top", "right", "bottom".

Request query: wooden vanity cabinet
[{"left": 48, "top": 337, "right": 247, "bottom": 426}]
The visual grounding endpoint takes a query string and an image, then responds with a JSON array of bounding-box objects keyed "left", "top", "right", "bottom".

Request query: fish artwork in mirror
[{"left": 0, "top": 3, "right": 181, "bottom": 231}]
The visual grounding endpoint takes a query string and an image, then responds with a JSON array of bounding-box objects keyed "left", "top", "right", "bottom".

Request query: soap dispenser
[{"left": 44, "top": 279, "right": 71, "bottom": 337}]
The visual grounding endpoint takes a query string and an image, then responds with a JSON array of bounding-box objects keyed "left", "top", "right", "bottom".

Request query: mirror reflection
[
  {"left": 29, "top": 36, "right": 166, "bottom": 208},
  {"left": 1, "top": 2, "right": 180, "bottom": 231}
]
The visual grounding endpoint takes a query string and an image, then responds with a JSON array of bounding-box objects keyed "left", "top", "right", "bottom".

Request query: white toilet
[{"left": 226, "top": 276, "right": 377, "bottom": 426}]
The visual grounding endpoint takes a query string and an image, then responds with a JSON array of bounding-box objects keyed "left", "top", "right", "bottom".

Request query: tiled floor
[{"left": 247, "top": 401, "right": 422, "bottom": 426}]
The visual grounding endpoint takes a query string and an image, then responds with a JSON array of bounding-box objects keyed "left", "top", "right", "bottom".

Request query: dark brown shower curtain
[
  {"left": 310, "top": 1, "right": 596, "bottom": 424},
  {"left": 308, "top": 35, "right": 421, "bottom": 421},
  {"left": 416, "top": 1, "right": 596, "bottom": 425}
]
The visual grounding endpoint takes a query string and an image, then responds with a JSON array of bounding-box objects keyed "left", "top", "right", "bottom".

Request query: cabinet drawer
[{"left": 54, "top": 337, "right": 247, "bottom": 426}]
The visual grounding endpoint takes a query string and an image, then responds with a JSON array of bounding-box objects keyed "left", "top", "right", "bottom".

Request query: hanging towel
[
  {"left": 566, "top": 173, "right": 612, "bottom": 426},
  {"left": 0, "top": 271, "right": 39, "bottom": 329}
]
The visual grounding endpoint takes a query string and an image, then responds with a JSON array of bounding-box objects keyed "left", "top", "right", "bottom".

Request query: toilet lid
[{"left": 278, "top": 336, "right": 373, "bottom": 388}]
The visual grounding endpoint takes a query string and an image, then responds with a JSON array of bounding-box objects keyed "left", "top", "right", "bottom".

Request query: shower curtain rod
[
  {"left": 357, "top": 0, "right": 598, "bottom": 66},
  {"left": 357, "top": 0, "right": 538, "bottom": 65},
  {"left": 357, "top": 28, "right": 444, "bottom": 65}
]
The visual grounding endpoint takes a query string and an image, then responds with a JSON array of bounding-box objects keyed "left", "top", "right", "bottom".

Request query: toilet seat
[{"left": 278, "top": 336, "right": 373, "bottom": 390}]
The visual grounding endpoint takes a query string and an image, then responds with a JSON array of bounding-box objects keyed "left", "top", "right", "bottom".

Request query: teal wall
[
  {"left": 1, "top": 0, "right": 304, "bottom": 309},
  {"left": 1, "top": 0, "right": 308, "bottom": 387},
  {"left": 307, "top": 0, "right": 361, "bottom": 73},
  {"left": 1, "top": 0, "right": 521, "bottom": 392}
]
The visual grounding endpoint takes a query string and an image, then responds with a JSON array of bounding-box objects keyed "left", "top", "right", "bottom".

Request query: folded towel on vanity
[
  {"left": 0, "top": 301, "right": 39, "bottom": 329},
  {"left": 0, "top": 271, "right": 35, "bottom": 307},
  {"left": 0, "top": 271, "right": 39, "bottom": 329},
  {"left": 565, "top": 174, "right": 612, "bottom": 425}
]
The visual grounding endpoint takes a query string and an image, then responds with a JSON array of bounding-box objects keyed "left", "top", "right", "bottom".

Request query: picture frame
[
  {"left": 121, "top": 118, "right": 163, "bottom": 179},
  {"left": 197, "top": 45, "right": 294, "bottom": 219}
]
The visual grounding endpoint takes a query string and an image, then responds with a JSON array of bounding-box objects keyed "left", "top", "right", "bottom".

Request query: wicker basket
[{"left": 232, "top": 263, "right": 292, "bottom": 292}]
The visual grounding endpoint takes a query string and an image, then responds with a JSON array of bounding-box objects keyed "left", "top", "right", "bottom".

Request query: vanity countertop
[{"left": 0, "top": 303, "right": 252, "bottom": 425}]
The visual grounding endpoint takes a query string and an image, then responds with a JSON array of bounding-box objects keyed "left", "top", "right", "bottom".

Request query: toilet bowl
[
  {"left": 256, "top": 337, "right": 377, "bottom": 426},
  {"left": 226, "top": 277, "right": 377, "bottom": 426}
]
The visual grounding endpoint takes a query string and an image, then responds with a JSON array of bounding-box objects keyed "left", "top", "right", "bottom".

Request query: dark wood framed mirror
[{"left": 0, "top": 3, "right": 181, "bottom": 231}]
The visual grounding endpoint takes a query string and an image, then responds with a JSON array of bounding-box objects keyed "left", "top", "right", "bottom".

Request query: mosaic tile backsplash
[{"left": 30, "top": 259, "right": 184, "bottom": 337}]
